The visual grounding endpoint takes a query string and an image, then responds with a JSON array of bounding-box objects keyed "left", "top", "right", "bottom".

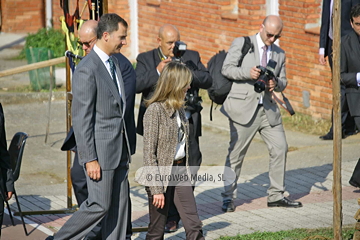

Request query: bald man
[
  {"left": 61, "top": 19, "right": 136, "bottom": 240},
  {"left": 220, "top": 15, "right": 302, "bottom": 212},
  {"left": 135, "top": 24, "right": 212, "bottom": 232},
  {"left": 78, "top": 20, "right": 98, "bottom": 55}
]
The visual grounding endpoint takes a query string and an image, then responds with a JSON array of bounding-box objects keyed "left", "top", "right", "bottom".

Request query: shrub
[{"left": 19, "top": 28, "right": 66, "bottom": 59}]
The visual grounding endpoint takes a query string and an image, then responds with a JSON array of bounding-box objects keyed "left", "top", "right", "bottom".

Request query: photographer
[
  {"left": 135, "top": 24, "right": 212, "bottom": 233},
  {"left": 220, "top": 15, "right": 302, "bottom": 213}
]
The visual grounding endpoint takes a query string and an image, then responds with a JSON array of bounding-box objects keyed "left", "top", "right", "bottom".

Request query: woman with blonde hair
[{"left": 142, "top": 61, "right": 204, "bottom": 239}]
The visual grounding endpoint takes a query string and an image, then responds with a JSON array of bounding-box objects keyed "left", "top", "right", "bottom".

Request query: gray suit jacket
[
  {"left": 71, "top": 50, "right": 131, "bottom": 171},
  {"left": 220, "top": 34, "right": 287, "bottom": 126},
  {"left": 341, "top": 30, "right": 360, "bottom": 117}
]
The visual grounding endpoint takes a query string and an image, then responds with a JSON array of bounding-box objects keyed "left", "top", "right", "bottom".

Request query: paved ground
[{"left": 0, "top": 33, "right": 360, "bottom": 240}]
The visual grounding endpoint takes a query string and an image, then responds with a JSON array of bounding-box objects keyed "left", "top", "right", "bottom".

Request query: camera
[
  {"left": 185, "top": 92, "right": 203, "bottom": 113},
  {"left": 173, "top": 41, "right": 187, "bottom": 61},
  {"left": 254, "top": 59, "right": 277, "bottom": 93},
  {"left": 185, "top": 93, "right": 202, "bottom": 106}
]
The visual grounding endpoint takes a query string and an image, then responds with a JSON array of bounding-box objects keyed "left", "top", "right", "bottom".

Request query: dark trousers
[
  {"left": 71, "top": 153, "right": 132, "bottom": 240},
  {"left": 0, "top": 197, "right": 4, "bottom": 237},
  {"left": 145, "top": 163, "right": 204, "bottom": 240},
  {"left": 167, "top": 120, "right": 202, "bottom": 224},
  {"left": 353, "top": 116, "right": 360, "bottom": 132},
  {"left": 327, "top": 39, "right": 356, "bottom": 135}
]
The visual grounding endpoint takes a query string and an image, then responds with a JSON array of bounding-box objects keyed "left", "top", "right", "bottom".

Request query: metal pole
[{"left": 332, "top": 0, "right": 342, "bottom": 239}]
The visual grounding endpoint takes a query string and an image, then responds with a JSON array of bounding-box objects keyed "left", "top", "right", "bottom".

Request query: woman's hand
[{"left": 153, "top": 193, "right": 165, "bottom": 209}]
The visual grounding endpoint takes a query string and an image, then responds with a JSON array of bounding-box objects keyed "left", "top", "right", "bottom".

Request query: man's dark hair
[
  {"left": 350, "top": 4, "right": 360, "bottom": 22},
  {"left": 96, "top": 13, "right": 128, "bottom": 39}
]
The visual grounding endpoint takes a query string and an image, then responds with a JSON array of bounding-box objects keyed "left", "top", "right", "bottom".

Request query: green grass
[
  {"left": 281, "top": 109, "right": 331, "bottom": 136},
  {"left": 217, "top": 226, "right": 355, "bottom": 240}
]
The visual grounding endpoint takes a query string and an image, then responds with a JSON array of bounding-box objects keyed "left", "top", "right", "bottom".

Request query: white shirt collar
[
  {"left": 93, "top": 44, "right": 110, "bottom": 63},
  {"left": 256, "top": 33, "right": 272, "bottom": 52}
]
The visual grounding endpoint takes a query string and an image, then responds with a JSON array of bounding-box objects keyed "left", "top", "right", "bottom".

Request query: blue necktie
[{"left": 108, "top": 57, "right": 119, "bottom": 91}]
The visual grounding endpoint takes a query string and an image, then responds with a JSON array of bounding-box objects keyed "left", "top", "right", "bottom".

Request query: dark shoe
[
  {"left": 222, "top": 200, "right": 235, "bottom": 212},
  {"left": 319, "top": 133, "right": 346, "bottom": 140},
  {"left": 45, "top": 236, "right": 54, "bottom": 240},
  {"left": 319, "top": 133, "right": 333, "bottom": 140},
  {"left": 267, "top": 197, "right": 303, "bottom": 208},
  {"left": 345, "top": 131, "right": 357, "bottom": 136},
  {"left": 164, "top": 220, "right": 178, "bottom": 233},
  {"left": 349, "top": 179, "right": 360, "bottom": 188}
]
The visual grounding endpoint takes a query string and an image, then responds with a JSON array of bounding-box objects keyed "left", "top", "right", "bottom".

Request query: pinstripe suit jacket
[
  {"left": 220, "top": 34, "right": 287, "bottom": 127},
  {"left": 71, "top": 49, "right": 131, "bottom": 171}
]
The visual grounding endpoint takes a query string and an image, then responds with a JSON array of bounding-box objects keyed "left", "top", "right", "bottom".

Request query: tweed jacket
[{"left": 140, "top": 102, "right": 190, "bottom": 195}]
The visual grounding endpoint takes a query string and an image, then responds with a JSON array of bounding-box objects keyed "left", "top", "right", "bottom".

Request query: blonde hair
[{"left": 146, "top": 62, "right": 192, "bottom": 110}]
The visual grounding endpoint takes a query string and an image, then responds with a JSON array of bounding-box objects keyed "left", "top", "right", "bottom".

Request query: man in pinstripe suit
[{"left": 46, "top": 13, "right": 131, "bottom": 240}]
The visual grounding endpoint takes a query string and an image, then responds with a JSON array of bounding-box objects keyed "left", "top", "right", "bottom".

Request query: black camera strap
[{"left": 272, "top": 92, "right": 295, "bottom": 116}]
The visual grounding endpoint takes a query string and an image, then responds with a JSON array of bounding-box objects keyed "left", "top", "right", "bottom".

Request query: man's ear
[
  {"left": 157, "top": 37, "right": 162, "bottom": 47},
  {"left": 103, "top": 32, "right": 110, "bottom": 41}
]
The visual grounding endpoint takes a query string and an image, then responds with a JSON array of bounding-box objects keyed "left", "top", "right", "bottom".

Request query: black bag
[
  {"left": 349, "top": 158, "right": 360, "bottom": 188},
  {"left": 207, "top": 36, "right": 252, "bottom": 105}
]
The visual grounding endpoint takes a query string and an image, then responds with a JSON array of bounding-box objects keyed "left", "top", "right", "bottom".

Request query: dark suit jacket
[
  {"left": 62, "top": 53, "right": 137, "bottom": 155},
  {"left": 319, "top": 0, "right": 360, "bottom": 57},
  {"left": 0, "top": 103, "right": 14, "bottom": 201},
  {"left": 135, "top": 48, "right": 212, "bottom": 137},
  {"left": 340, "top": 30, "right": 360, "bottom": 117}
]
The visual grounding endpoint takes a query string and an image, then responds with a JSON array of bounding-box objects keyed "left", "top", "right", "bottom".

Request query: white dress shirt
[{"left": 93, "top": 44, "right": 122, "bottom": 96}]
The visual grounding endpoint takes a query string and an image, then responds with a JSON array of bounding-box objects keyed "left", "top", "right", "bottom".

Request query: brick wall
[
  {"left": 0, "top": 0, "right": 45, "bottom": 33},
  {"left": 0, "top": 0, "right": 333, "bottom": 119},
  {"left": 137, "top": 0, "right": 332, "bottom": 119},
  {"left": 279, "top": 0, "right": 332, "bottom": 119}
]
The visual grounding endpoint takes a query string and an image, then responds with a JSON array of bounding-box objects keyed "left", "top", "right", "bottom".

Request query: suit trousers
[
  {"left": 71, "top": 153, "right": 88, "bottom": 206},
  {"left": 71, "top": 154, "right": 102, "bottom": 240},
  {"left": 145, "top": 162, "right": 204, "bottom": 240},
  {"left": 54, "top": 161, "right": 130, "bottom": 240},
  {"left": 222, "top": 105, "right": 287, "bottom": 203},
  {"left": 167, "top": 120, "right": 201, "bottom": 223},
  {"left": 0, "top": 196, "right": 4, "bottom": 237},
  {"left": 71, "top": 150, "right": 132, "bottom": 240}
]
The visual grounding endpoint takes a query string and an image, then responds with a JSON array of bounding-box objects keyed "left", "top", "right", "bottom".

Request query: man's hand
[
  {"left": 267, "top": 79, "right": 277, "bottom": 92},
  {"left": 319, "top": 54, "right": 326, "bottom": 65},
  {"left": 86, "top": 160, "right": 101, "bottom": 181},
  {"left": 250, "top": 66, "right": 261, "bottom": 80},
  {"left": 156, "top": 58, "right": 172, "bottom": 73},
  {"left": 6, "top": 192, "right": 13, "bottom": 201},
  {"left": 152, "top": 193, "right": 165, "bottom": 209}
]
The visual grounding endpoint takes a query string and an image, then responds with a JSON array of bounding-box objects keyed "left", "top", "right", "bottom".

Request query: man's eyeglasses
[
  {"left": 77, "top": 37, "right": 96, "bottom": 47},
  {"left": 262, "top": 25, "right": 281, "bottom": 39}
]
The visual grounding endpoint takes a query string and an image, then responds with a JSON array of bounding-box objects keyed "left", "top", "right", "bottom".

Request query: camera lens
[{"left": 254, "top": 80, "right": 266, "bottom": 93}]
